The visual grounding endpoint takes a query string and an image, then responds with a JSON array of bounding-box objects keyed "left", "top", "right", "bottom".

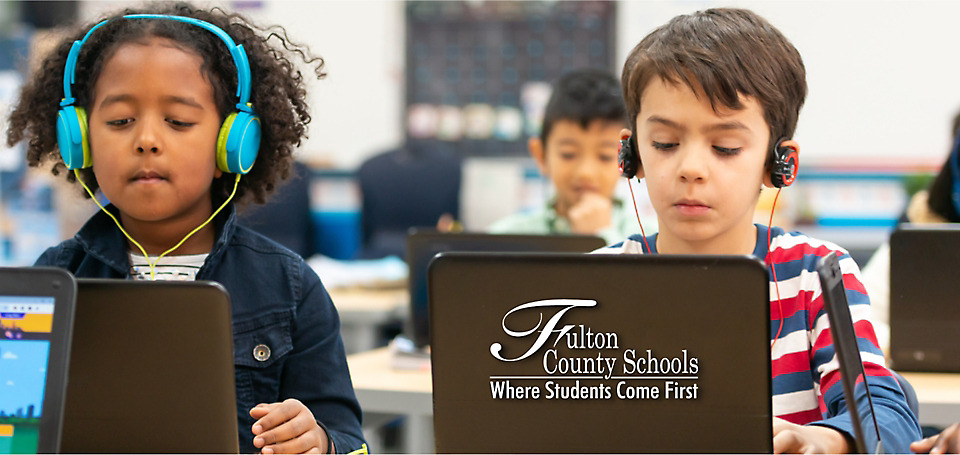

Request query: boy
[
  {"left": 602, "top": 8, "right": 920, "bottom": 453},
  {"left": 489, "top": 68, "right": 651, "bottom": 244}
]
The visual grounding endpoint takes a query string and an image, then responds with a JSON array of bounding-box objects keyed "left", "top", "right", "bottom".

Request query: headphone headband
[{"left": 62, "top": 14, "right": 253, "bottom": 107}]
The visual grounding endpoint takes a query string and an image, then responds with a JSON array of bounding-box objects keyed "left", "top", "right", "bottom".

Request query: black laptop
[
  {"left": 818, "top": 252, "right": 885, "bottom": 454},
  {"left": 60, "top": 279, "right": 238, "bottom": 454},
  {"left": 406, "top": 230, "right": 606, "bottom": 348},
  {"left": 0, "top": 267, "right": 75, "bottom": 455},
  {"left": 889, "top": 224, "right": 960, "bottom": 372},
  {"left": 429, "top": 253, "right": 772, "bottom": 453}
]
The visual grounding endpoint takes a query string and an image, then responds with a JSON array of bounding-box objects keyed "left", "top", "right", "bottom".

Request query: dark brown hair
[
  {"left": 540, "top": 68, "right": 625, "bottom": 144},
  {"left": 621, "top": 8, "right": 807, "bottom": 165},
  {"left": 926, "top": 113, "right": 960, "bottom": 222},
  {"left": 6, "top": 2, "right": 324, "bottom": 206}
]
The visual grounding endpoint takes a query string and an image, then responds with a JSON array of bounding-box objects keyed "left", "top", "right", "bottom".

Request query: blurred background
[
  {"left": 0, "top": 0, "right": 956, "bottom": 266},
  {"left": 4, "top": 2, "right": 959, "bottom": 451}
]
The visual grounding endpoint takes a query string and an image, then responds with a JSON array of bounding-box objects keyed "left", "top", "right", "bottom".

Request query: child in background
[
  {"left": 489, "top": 68, "right": 649, "bottom": 244},
  {"left": 6, "top": 3, "right": 364, "bottom": 453},
  {"left": 600, "top": 8, "right": 920, "bottom": 453}
]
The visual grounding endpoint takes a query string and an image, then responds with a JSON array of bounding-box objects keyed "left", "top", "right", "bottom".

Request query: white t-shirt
[{"left": 129, "top": 252, "right": 208, "bottom": 281}]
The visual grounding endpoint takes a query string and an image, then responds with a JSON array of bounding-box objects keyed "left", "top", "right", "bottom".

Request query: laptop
[
  {"left": 818, "top": 252, "right": 884, "bottom": 454},
  {"left": 889, "top": 224, "right": 960, "bottom": 372},
  {"left": 429, "top": 252, "right": 772, "bottom": 453},
  {"left": 406, "top": 230, "right": 607, "bottom": 348},
  {"left": 60, "top": 279, "right": 238, "bottom": 454},
  {"left": 0, "top": 267, "right": 76, "bottom": 455}
]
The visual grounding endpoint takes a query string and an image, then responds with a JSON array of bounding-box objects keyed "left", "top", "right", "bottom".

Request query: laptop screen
[{"left": 1, "top": 296, "right": 56, "bottom": 454}]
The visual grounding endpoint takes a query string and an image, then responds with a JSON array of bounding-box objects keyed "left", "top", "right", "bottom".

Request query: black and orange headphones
[
  {"left": 617, "top": 133, "right": 799, "bottom": 188},
  {"left": 616, "top": 131, "right": 796, "bottom": 347}
]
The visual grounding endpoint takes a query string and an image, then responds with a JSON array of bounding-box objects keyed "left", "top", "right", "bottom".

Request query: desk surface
[
  {"left": 328, "top": 288, "right": 407, "bottom": 323},
  {"left": 346, "top": 349, "right": 960, "bottom": 426},
  {"left": 901, "top": 372, "right": 960, "bottom": 427},
  {"left": 348, "top": 347, "right": 433, "bottom": 415}
]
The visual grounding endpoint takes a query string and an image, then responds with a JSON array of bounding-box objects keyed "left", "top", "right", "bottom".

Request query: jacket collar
[{"left": 73, "top": 203, "right": 238, "bottom": 276}]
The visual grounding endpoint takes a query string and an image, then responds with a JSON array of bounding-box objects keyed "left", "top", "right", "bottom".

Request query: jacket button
[{"left": 253, "top": 344, "right": 271, "bottom": 362}]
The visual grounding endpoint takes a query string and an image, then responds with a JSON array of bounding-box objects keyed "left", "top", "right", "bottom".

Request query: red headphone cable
[
  {"left": 767, "top": 188, "right": 785, "bottom": 351},
  {"left": 627, "top": 179, "right": 653, "bottom": 253},
  {"left": 626, "top": 174, "right": 784, "bottom": 351}
]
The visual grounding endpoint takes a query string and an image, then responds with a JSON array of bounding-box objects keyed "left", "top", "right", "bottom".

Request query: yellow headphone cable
[{"left": 74, "top": 169, "right": 241, "bottom": 281}]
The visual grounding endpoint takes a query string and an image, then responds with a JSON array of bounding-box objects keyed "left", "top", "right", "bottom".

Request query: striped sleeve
[
  {"left": 768, "top": 229, "right": 920, "bottom": 453},
  {"left": 592, "top": 234, "right": 647, "bottom": 254}
]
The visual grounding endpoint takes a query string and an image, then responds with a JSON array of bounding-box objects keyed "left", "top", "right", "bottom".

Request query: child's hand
[
  {"left": 567, "top": 192, "right": 613, "bottom": 235},
  {"left": 772, "top": 417, "right": 851, "bottom": 454},
  {"left": 912, "top": 423, "right": 960, "bottom": 454},
  {"left": 250, "top": 398, "right": 330, "bottom": 454}
]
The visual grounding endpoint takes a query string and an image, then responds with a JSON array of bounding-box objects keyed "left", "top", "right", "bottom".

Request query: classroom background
[
  {"left": 0, "top": 0, "right": 954, "bottom": 267},
  {"left": 4, "top": 1, "right": 960, "bottom": 452}
]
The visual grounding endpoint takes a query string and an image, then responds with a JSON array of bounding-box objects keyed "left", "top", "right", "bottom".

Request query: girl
[{"left": 6, "top": 3, "right": 364, "bottom": 454}]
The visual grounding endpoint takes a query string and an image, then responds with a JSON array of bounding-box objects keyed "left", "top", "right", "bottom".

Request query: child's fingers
[
  {"left": 772, "top": 429, "right": 801, "bottom": 454},
  {"left": 253, "top": 400, "right": 320, "bottom": 451},
  {"left": 250, "top": 402, "right": 279, "bottom": 419},
  {"left": 255, "top": 412, "right": 313, "bottom": 447},
  {"left": 259, "top": 431, "right": 317, "bottom": 455},
  {"left": 912, "top": 436, "right": 938, "bottom": 454},
  {"left": 932, "top": 423, "right": 960, "bottom": 454},
  {"left": 253, "top": 399, "right": 302, "bottom": 435}
]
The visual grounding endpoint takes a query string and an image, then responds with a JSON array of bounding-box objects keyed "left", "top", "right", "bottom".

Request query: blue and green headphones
[{"left": 56, "top": 14, "right": 261, "bottom": 174}]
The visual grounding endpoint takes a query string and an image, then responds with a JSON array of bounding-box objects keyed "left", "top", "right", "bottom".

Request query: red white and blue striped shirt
[{"left": 598, "top": 224, "right": 921, "bottom": 452}]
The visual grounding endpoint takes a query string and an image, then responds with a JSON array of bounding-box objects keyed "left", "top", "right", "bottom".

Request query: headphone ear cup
[
  {"left": 618, "top": 137, "right": 638, "bottom": 179},
  {"left": 56, "top": 106, "right": 92, "bottom": 170},
  {"left": 771, "top": 146, "right": 799, "bottom": 188},
  {"left": 217, "top": 111, "right": 261, "bottom": 174}
]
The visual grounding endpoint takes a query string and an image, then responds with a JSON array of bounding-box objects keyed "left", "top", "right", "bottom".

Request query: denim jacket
[{"left": 34, "top": 204, "right": 365, "bottom": 454}]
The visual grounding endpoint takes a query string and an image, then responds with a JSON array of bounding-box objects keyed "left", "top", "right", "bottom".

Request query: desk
[
  {"left": 901, "top": 372, "right": 960, "bottom": 427},
  {"left": 345, "top": 349, "right": 960, "bottom": 452},
  {"left": 347, "top": 347, "right": 433, "bottom": 453},
  {"left": 329, "top": 288, "right": 407, "bottom": 354}
]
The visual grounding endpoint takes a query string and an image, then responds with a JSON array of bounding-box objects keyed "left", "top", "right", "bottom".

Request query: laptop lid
[
  {"left": 0, "top": 267, "right": 76, "bottom": 455},
  {"left": 817, "top": 252, "right": 883, "bottom": 454},
  {"left": 889, "top": 224, "right": 960, "bottom": 372},
  {"left": 61, "top": 279, "right": 238, "bottom": 454},
  {"left": 429, "top": 252, "right": 772, "bottom": 453},
  {"left": 406, "top": 230, "right": 606, "bottom": 348}
]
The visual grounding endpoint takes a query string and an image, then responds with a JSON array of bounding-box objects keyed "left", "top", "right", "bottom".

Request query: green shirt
[{"left": 487, "top": 198, "right": 654, "bottom": 246}]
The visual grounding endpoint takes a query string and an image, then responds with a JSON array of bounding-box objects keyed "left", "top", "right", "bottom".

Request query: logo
[{"left": 487, "top": 299, "right": 700, "bottom": 402}]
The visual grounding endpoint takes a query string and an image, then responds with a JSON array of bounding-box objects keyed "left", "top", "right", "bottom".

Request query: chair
[
  {"left": 892, "top": 370, "right": 920, "bottom": 419},
  {"left": 238, "top": 161, "right": 315, "bottom": 259},
  {"left": 356, "top": 147, "right": 461, "bottom": 259}
]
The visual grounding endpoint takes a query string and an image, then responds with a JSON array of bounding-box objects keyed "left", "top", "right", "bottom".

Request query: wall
[
  {"left": 72, "top": 1, "right": 960, "bottom": 169},
  {"left": 618, "top": 1, "right": 960, "bottom": 168}
]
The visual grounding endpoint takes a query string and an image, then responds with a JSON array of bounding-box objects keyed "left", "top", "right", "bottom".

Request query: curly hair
[{"left": 5, "top": 2, "right": 323, "bottom": 206}]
